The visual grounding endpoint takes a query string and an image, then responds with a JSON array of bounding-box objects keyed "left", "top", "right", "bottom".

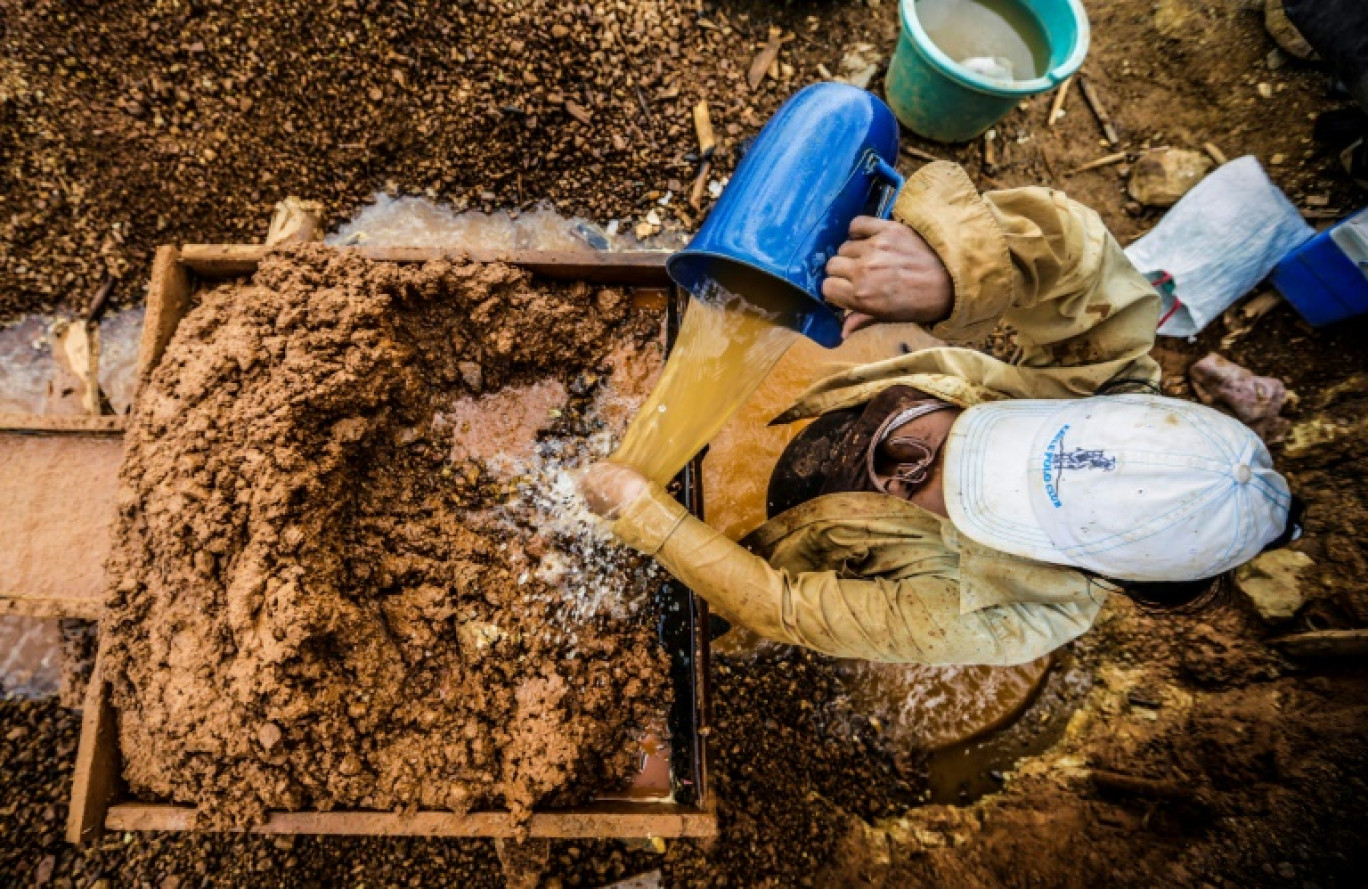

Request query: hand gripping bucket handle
[
  {"left": 666, "top": 83, "right": 906, "bottom": 348},
  {"left": 865, "top": 150, "right": 906, "bottom": 220}
]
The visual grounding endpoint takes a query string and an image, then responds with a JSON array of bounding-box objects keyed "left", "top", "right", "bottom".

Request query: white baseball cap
[{"left": 943, "top": 394, "right": 1292, "bottom": 582}]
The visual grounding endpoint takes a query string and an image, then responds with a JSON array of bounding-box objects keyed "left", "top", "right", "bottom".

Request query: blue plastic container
[
  {"left": 886, "top": 0, "right": 1089, "bottom": 143},
  {"left": 667, "top": 83, "right": 903, "bottom": 348},
  {"left": 1270, "top": 207, "right": 1368, "bottom": 326}
]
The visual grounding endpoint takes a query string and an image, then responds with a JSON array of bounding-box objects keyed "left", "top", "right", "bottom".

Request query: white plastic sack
[{"left": 1124, "top": 156, "right": 1315, "bottom": 337}]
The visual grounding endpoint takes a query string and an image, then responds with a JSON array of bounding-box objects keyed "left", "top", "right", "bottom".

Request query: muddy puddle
[{"left": 926, "top": 655, "right": 1093, "bottom": 803}]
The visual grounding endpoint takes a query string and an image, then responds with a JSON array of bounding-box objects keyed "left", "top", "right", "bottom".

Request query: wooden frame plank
[
  {"left": 179, "top": 245, "right": 672, "bottom": 286},
  {"left": 66, "top": 650, "right": 119, "bottom": 843},
  {"left": 105, "top": 802, "right": 718, "bottom": 839},
  {"left": 0, "top": 595, "right": 102, "bottom": 621},
  {"left": 0, "top": 414, "right": 125, "bottom": 435},
  {"left": 136, "top": 245, "right": 194, "bottom": 383}
]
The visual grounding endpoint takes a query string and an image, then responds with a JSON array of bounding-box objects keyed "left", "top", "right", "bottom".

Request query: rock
[
  {"left": 1265, "top": 0, "right": 1318, "bottom": 60},
  {"left": 257, "top": 722, "right": 283, "bottom": 751},
  {"left": 1236, "top": 550, "right": 1313, "bottom": 623},
  {"left": 34, "top": 855, "right": 56, "bottom": 886},
  {"left": 1281, "top": 415, "right": 1366, "bottom": 459},
  {"left": 458, "top": 361, "right": 483, "bottom": 392},
  {"left": 1188, "top": 352, "right": 1288, "bottom": 440},
  {"left": 1127, "top": 148, "right": 1213, "bottom": 207},
  {"left": 836, "top": 44, "right": 882, "bottom": 90},
  {"left": 1257, "top": 82, "right": 1273, "bottom": 99},
  {"left": 564, "top": 100, "right": 592, "bottom": 125},
  {"left": 264, "top": 197, "right": 325, "bottom": 246}
]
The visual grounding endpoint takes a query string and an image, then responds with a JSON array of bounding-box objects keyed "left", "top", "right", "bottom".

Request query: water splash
[
  {"left": 0, "top": 616, "right": 61, "bottom": 699},
  {"left": 327, "top": 194, "right": 686, "bottom": 252}
]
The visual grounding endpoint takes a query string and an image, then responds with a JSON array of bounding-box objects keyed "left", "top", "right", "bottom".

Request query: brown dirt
[
  {"left": 104, "top": 244, "right": 669, "bottom": 826},
  {"left": 0, "top": 0, "right": 872, "bottom": 322}
]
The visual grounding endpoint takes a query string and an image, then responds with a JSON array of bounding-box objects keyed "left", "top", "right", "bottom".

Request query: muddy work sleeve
[
  {"left": 612, "top": 486, "right": 1100, "bottom": 666},
  {"left": 894, "top": 162, "right": 1161, "bottom": 385}
]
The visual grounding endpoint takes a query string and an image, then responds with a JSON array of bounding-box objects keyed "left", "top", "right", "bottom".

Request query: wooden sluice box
[{"left": 65, "top": 244, "right": 717, "bottom": 842}]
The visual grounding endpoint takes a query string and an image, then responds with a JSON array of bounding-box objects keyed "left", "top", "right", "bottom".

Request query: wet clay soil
[{"left": 104, "top": 245, "right": 670, "bottom": 826}]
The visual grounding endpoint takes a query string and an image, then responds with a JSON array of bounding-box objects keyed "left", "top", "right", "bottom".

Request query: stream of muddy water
[{"left": 612, "top": 286, "right": 797, "bottom": 485}]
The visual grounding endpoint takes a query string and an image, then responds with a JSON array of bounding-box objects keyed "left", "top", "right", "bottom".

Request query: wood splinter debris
[
  {"left": 1090, "top": 769, "right": 1195, "bottom": 802},
  {"left": 564, "top": 100, "right": 593, "bottom": 126},
  {"left": 901, "top": 144, "right": 944, "bottom": 164},
  {"left": 1068, "top": 151, "right": 1128, "bottom": 176},
  {"left": 1270, "top": 629, "right": 1368, "bottom": 658},
  {"left": 689, "top": 100, "right": 717, "bottom": 211},
  {"left": 1048, "top": 77, "right": 1073, "bottom": 127},
  {"left": 1078, "top": 74, "right": 1120, "bottom": 147},
  {"left": 85, "top": 276, "right": 115, "bottom": 323},
  {"left": 1203, "top": 141, "right": 1229, "bottom": 165},
  {"left": 747, "top": 26, "right": 784, "bottom": 91}
]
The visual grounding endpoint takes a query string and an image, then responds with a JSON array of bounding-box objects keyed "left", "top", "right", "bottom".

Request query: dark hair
[
  {"left": 1098, "top": 573, "right": 1234, "bottom": 614},
  {"left": 1095, "top": 377, "right": 1163, "bottom": 396}
]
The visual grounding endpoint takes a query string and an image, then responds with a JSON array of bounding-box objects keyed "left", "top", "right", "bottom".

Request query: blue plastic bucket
[
  {"left": 1270, "top": 206, "right": 1368, "bottom": 326},
  {"left": 667, "top": 83, "right": 903, "bottom": 348},
  {"left": 886, "top": 0, "right": 1089, "bottom": 143}
]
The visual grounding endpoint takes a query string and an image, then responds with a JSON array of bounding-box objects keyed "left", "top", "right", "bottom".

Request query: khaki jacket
[{"left": 613, "top": 162, "right": 1162, "bottom": 666}]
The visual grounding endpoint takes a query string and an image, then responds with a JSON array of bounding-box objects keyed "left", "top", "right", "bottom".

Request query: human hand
[
  {"left": 822, "top": 216, "right": 954, "bottom": 332},
  {"left": 578, "top": 461, "right": 650, "bottom": 520}
]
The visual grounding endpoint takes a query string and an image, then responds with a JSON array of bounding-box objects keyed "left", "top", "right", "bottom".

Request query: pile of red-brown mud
[{"left": 103, "top": 245, "right": 669, "bottom": 826}]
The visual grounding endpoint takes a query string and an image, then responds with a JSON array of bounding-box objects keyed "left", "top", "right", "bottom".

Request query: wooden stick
[
  {"left": 1067, "top": 151, "right": 1128, "bottom": 175},
  {"left": 1039, "top": 145, "right": 1058, "bottom": 183},
  {"left": 901, "top": 144, "right": 944, "bottom": 163},
  {"left": 1078, "top": 75, "right": 1120, "bottom": 147},
  {"left": 747, "top": 26, "right": 783, "bottom": 91},
  {"left": 85, "top": 276, "right": 114, "bottom": 323},
  {"left": 689, "top": 101, "right": 716, "bottom": 211},
  {"left": 982, "top": 130, "right": 998, "bottom": 171},
  {"left": 1203, "top": 141, "right": 1228, "bottom": 165},
  {"left": 1091, "top": 769, "right": 1194, "bottom": 801},
  {"left": 1269, "top": 629, "right": 1368, "bottom": 658},
  {"left": 1048, "top": 77, "right": 1073, "bottom": 127}
]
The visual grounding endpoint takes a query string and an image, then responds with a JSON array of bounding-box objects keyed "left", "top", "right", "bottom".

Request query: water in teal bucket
[
  {"left": 915, "top": 0, "right": 1049, "bottom": 82},
  {"left": 886, "top": 0, "right": 1089, "bottom": 142}
]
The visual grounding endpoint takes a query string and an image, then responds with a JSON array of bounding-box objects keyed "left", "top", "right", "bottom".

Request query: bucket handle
[{"left": 862, "top": 150, "right": 905, "bottom": 219}]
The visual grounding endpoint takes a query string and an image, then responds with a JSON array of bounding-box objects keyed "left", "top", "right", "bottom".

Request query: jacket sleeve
[
  {"left": 613, "top": 484, "right": 1101, "bottom": 666},
  {"left": 894, "top": 162, "right": 1161, "bottom": 383}
]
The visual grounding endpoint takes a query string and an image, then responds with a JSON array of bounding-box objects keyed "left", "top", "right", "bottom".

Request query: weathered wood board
[{"left": 0, "top": 433, "right": 123, "bottom": 620}]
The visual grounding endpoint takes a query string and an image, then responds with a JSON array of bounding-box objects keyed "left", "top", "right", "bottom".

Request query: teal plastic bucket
[{"left": 886, "top": 0, "right": 1089, "bottom": 143}]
